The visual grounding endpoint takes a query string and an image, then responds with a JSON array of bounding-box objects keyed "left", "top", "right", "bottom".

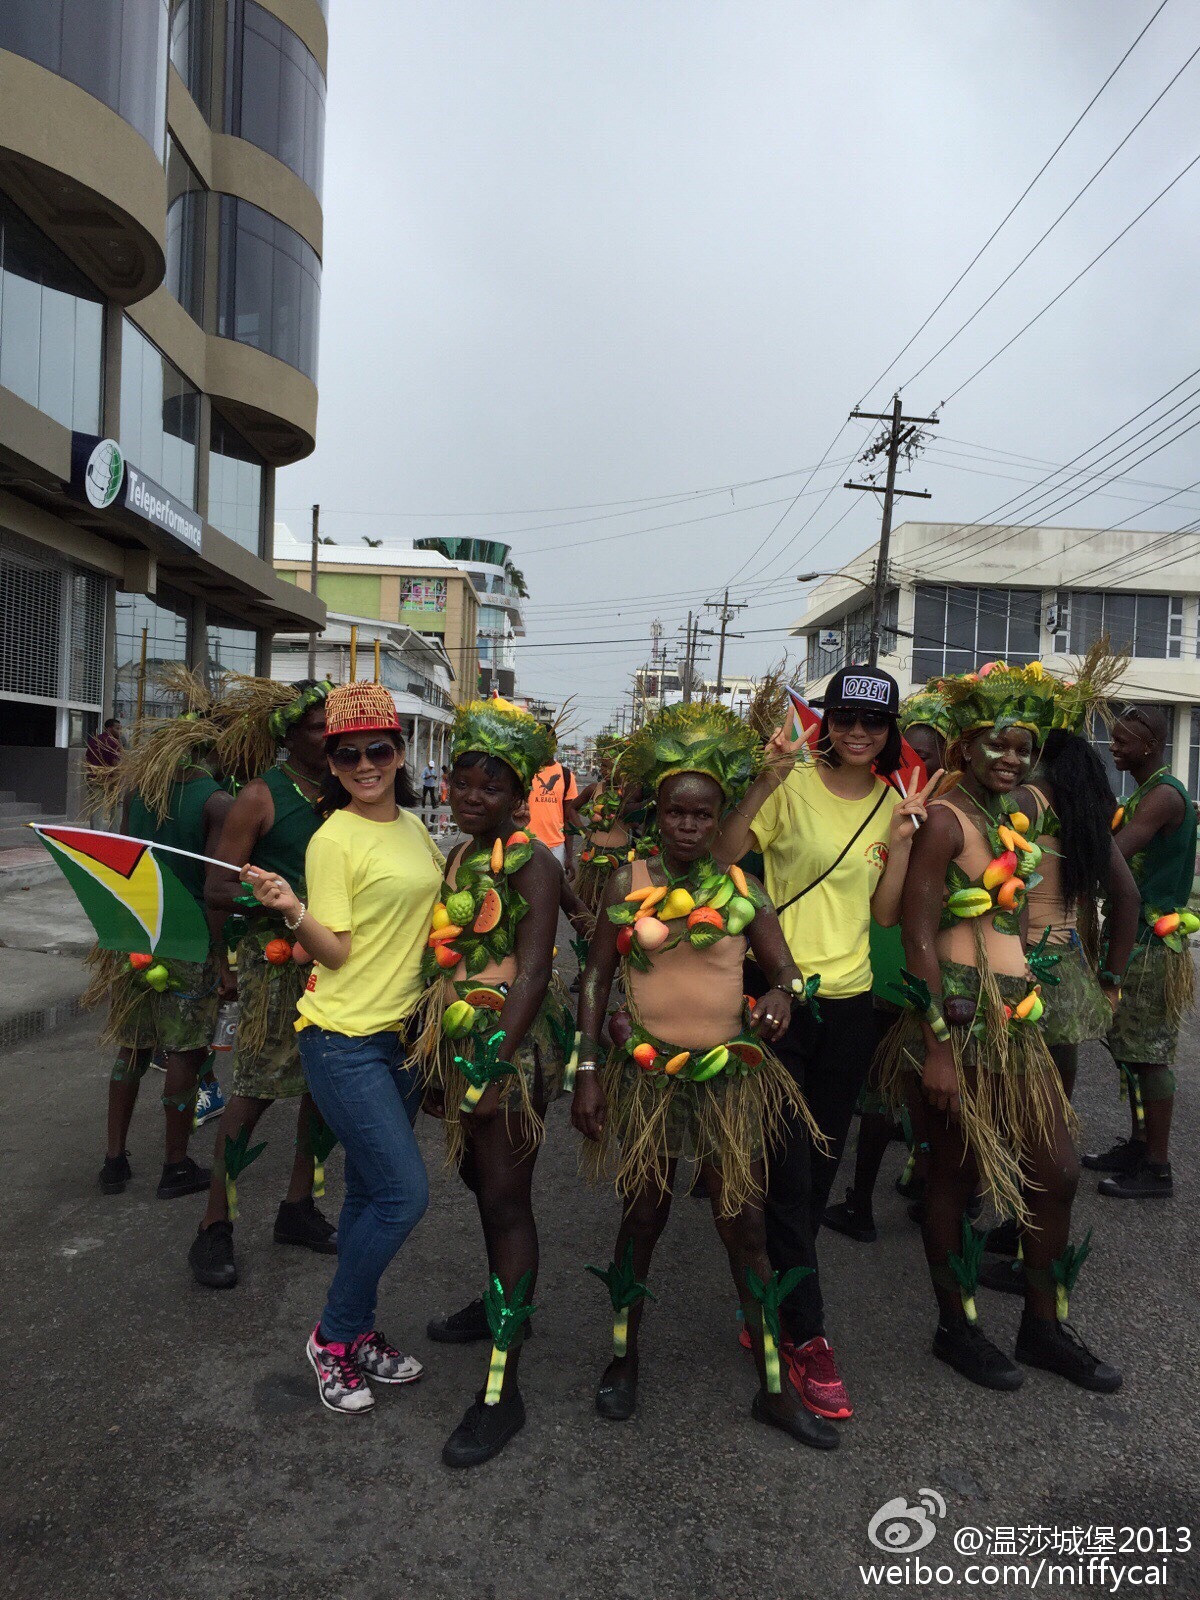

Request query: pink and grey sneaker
[
  {"left": 785, "top": 1336, "right": 853, "bottom": 1420},
  {"left": 350, "top": 1330, "right": 423, "bottom": 1385},
  {"left": 306, "top": 1327, "right": 375, "bottom": 1415}
]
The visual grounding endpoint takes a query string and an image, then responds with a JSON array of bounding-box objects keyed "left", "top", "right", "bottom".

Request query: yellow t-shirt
[
  {"left": 750, "top": 762, "right": 899, "bottom": 999},
  {"left": 296, "top": 808, "right": 445, "bottom": 1036}
]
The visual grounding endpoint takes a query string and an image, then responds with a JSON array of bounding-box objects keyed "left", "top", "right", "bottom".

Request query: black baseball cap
[{"left": 810, "top": 666, "right": 900, "bottom": 716}]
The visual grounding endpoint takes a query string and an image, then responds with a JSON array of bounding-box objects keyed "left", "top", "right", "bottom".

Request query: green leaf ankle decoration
[
  {"left": 585, "top": 1242, "right": 655, "bottom": 1356},
  {"left": 222, "top": 1125, "right": 266, "bottom": 1221},
  {"left": 308, "top": 1115, "right": 339, "bottom": 1199},
  {"left": 455, "top": 1029, "right": 514, "bottom": 1112},
  {"left": 1026, "top": 928, "right": 1063, "bottom": 986},
  {"left": 1050, "top": 1229, "right": 1092, "bottom": 1322},
  {"left": 947, "top": 1213, "right": 986, "bottom": 1325},
  {"left": 1118, "top": 1062, "right": 1146, "bottom": 1132},
  {"left": 746, "top": 1265, "right": 812, "bottom": 1393},
  {"left": 482, "top": 1270, "right": 536, "bottom": 1405},
  {"left": 790, "top": 973, "right": 822, "bottom": 1025}
]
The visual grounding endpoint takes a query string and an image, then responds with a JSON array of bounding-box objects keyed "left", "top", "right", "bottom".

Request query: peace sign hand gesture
[
  {"left": 763, "top": 724, "right": 798, "bottom": 779},
  {"left": 888, "top": 768, "right": 945, "bottom": 848}
]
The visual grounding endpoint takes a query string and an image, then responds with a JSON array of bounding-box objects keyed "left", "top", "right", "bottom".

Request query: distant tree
[
  {"left": 362, "top": 536, "right": 383, "bottom": 548},
  {"left": 318, "top": 535, "right": 337, "bottom": 544},
  {"left": 504, "top": 559, "right": 529, "bottom": 598}
]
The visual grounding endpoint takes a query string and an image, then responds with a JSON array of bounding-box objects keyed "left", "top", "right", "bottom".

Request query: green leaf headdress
[
  {"left": 211, "top": 675, "right": 334, "bottom": 781},
  {"left": 899, "top": 689, "right": 953, "bottom": 739},
  {"left": 934, "top": 661, "right": 1061, "bottom": 747},
  {"left": 451, "top": 698, "right": 557, "bottom": 793},
  {"left": 624, "top": 703, "right": 763, "bottom": 802}
]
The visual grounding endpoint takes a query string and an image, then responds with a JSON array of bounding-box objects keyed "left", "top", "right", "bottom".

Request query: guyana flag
[{"left": 31, "top": 826, "right": 210, "bottom": 963}]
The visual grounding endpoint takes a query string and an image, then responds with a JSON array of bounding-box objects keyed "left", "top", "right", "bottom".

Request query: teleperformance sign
[{"left": 70, "top": 435, "right": 203, "bottom": 553}]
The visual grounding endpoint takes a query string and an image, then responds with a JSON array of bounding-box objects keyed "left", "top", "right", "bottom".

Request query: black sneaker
[
  {"left": 822, "top": 1192, "right": 878, "bottom": 1243},
  {"left": 157, "top": 1156, "right": 211, "bottom": 1200},
  {"left": 895, "top": 1170, "right": 925, "bottom": 1201},
  {"left": 189, "top": 1219, "right": 238, "bottom": 1289},
  {"left": 933, "top": 1321, "right": 1024, "bottom": 1391},
  {"left": 983, "top": 1217, "right": 1021, "bottom": 1256},
  {"left": 750, "top": 1390, "right": 839, "bottom": 1451},
  {"left": 442, "top": 1388, "right": 526, "bottom": 1468},
  {"left": 274, "top": 1198, "right": 339, "bottom": 1254},
  {"left": 427, "top": 1298, "right": 490, "bottom": 1343},
  {"left": 1082, "top": 1137, "right": 1145, "bottom": 1174},
  {"left": 1015, "top": 1313, "right": 1122, "bottom": 1393},
  {"left": 979, "top": 1257, "right": 1025, "bottom": 1296},
  {"left": 99, "top": 1152, "right": 132, "bottom": 1195},
  {"left": 1098, "top": 1161, "right": 1173, "bottom": 1200}
]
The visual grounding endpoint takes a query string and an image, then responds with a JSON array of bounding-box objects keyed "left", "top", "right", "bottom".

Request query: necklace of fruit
[
  {"left": 942, "top": 785, "right": 1045, "bottom": 935},
  {"left": 606, "top": 853, "right": 762, "bottom": 974},
  {"left": 423, "top": 828, "right": 535, "bottom": 994}
]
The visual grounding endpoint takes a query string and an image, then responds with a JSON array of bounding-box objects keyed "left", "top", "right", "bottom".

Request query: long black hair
[
  {"left": 316, "top": 730, "right": 418, "bottom": 819},
  {"left": 816, "top": 713, "right": 903, "bottom": 777},
  {"left": 1038, "top": 728, "right": 1117, "bottom": 912}
]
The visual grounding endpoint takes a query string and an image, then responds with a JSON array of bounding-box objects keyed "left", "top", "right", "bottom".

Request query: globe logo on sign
[{"left": 85, "top": 439, "right": 124, "bottom": 510}]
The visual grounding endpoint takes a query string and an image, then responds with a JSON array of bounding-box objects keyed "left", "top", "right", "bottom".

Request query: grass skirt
[
  {"left": 875, "top": 955, "right": 1075, "bottom": 1226},
  {"left": 411, "top": 971, "right": 571, "bottom": 1166},
  {"left": 574, "top": 848, "right": 626, "bottom": 915}
]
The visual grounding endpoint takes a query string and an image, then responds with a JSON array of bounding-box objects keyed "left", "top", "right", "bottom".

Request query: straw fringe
[
  {"left": 235, "top": 941, "right": 308, "bottom": 1060},
  {"left": 1161, "top": 941, "right": 1195, "bottom": 1027},
  {"left": 82, "top": 946, "right": 150, "bottom": 1047}
]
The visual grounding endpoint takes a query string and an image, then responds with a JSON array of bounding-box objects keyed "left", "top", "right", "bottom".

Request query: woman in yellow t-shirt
[
  {"left": 716, "top": 666, "right": 937, "bottom": 1423},
  {"left": 244, "top": 683, "right": 443, "bottom": 1418}
]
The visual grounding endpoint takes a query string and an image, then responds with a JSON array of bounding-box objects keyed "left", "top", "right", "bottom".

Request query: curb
[{"left": 0, "top": 996, "right": 88, "bottom": 1053}]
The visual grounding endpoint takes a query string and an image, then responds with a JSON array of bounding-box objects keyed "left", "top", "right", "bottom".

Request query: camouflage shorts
[
  {"left": 230, "top": 942, "right": 308, "bottom": 1100},
  {"left": 1041, "top": 938, "right": 1111, "bottom": 1049},
  {"left": 112, "top": 950, "right": 220, "bottom": 1055},
  {"left": 1107, "top": 939, "right": 1181, "bottom": 1066}
]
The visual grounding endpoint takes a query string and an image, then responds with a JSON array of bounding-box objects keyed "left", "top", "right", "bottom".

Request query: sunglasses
[
  {"left": 331, "top": 740, "right": 399, "bottom": 772},
  {"left": 828, "top": 709, "right": 892, "bottom": 733}
]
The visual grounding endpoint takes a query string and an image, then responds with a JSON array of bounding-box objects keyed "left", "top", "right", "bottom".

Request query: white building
[
  {"left": 270, "top": 613, "right": 456, "bottom": 772},
  {"left": 790, "top": 520, "right": 1200, "bottom": 796}
]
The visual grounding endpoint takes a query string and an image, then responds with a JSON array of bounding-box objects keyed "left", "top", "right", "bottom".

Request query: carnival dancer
[
  {"left": 880, "top": 663, "right": 1121, "bottom": 1393},
  {"left": 825, "top": 692, "right": 952, "bottom": 1243},
  {"left": 188, "top": 679, "right": 335, "bottom": 1289},
  {"left": 413, "top": 699, "right": 566, "bottom": 1467},
  {"left": 573, "top": 704, "right": 848, "bottom": 1448},
  {"left": 94, "top": 710, "right": 231, "bottom": 1198},
  {"left": 244, "top": 683, "right": 442, "bottom": 1415},
  {"left": 1084, "top": 705, "right": 1197, "bottom": 1199},
  {"left": 573, "top": 735, "right": 636, "bottom": 914},
  {"left": 715, "top": 666, "right": 932, "bottom": 1420}
]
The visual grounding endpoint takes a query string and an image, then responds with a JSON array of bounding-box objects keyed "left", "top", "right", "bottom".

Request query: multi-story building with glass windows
[
  {"left": 791, "top": 521, "right": 1200, "bottom": 800},
  {"left": 412, "top": 537, "right": 527, "bottom": 700},
  {"left": 0, "top": 0, "right": 327, "bottom": 817}
]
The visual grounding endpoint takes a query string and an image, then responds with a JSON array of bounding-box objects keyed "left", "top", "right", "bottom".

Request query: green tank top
[
  {"left": 129, "top": 773, "right": 222, "bottom": 910},
  {"left": 1124, "top": 771, "right": 1197, "bottom": 921},
  {"left": 251, "top": 766, "right": 322, "bottom": 890}
]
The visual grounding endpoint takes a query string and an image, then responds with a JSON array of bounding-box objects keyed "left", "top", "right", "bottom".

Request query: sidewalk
[{"left": 0, "top": 847, "right": 93, "bottom": 1050}]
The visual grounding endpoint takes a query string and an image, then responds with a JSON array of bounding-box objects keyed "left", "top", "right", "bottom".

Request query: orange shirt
[{"left": 526, "top": 761, "right": 578, "bottom": 849}]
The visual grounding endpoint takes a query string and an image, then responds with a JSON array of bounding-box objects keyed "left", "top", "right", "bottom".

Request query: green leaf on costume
[
  {"left": 308, "top": 1115, "right": 339, "bottom": 1164},
  {"left": 607, "top": 904, "right": 637, "bottom": 927},
  {"left": 946, "top": 861, "right": 973, "bottom": 892},
  {"left": 992, "top": 908, "right": 1023, "bottom": 936},
  {"left": 585, "top": 1240, "right": 655, "bottom": 1313},
  {"left": 687, "top": 924, "right": 723, "bottom": 950},
  {"left": 466, "top": 942, "right": 490, "bottom": 977},
  {"left": 503, "top": 843, "right": 534, "bottom": 874}
]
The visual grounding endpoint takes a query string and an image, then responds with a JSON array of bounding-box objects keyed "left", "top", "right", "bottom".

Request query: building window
[
  {"left": 206, "top": 607, "right": 258, "bottom": 680},
  {"left": 120, "top": 319, "right": 200, "bottom": 507},
  {"left": 165, "top": 139, "right": 207, "bottom": 325},
  {"left": 1053, "top": 590, "right": 1183, "bottom": 660},
  {"left": 114, "top": 586, "right": 191, "bottom": 720},
  {"left": 217, "top": 196, "right": 321, "bottom": 380},
  {"left": 804, "top": 592, "right": 898, "bottom": 683},
  {"left": 0, "top": 1, "right": 169, "bottom": 154},
  {"left": 224, "top": 0, "right": 326, "bottom": 198},
  {"left": 912, "top": 585, "right": 1041, "bottom": 682},
  {"left": 208, "top": 410, "right": 264, "bottom": 553},
  {"left": 0, "top": 194, "right": 103, "bottom": 434},
  {"left": 169, "top": 0, "right": 212, "bottom": 117}
]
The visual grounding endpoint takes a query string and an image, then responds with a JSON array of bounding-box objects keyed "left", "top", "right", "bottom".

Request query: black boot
[
  {"left": 427, "top": 1298, "right": 490, "bottom": 1343},
  {"left": 933, "top": 1321, "right": 1023, "bottom": 1391},
  {"left": 1015, "top": 1312, "right": 1122, "bottom": 1393},
  {"left": 99, "top": 1152, "right": 132, "bottom": 1195},
  {"left": 189, "top": 1219, "right": 238, "bottom": 1289},
  {"left": 750, "top": 1391, "right": 839, "bottom": 1450},
  {"left": 274, "top": 1197, "right": 338, "bottom": 1253},
  {"left": 595, "top": 1361, "right": 638, "bottom": 1421},
  {"left": 822, "top": 1190, "right": 878, "bottom": 1243},
  {"left": 1082, "top": 1137, "right": 1145, "bottom": 1174},
  {"left": 442, "top": 1388, "right": 526, "bottom": 1468},
  {"left": 157, "top": 1156, "right": 211, "bottom": 1199},
  {"left": 1097, "top": 1161, "right": 1173, "bottom": 1200}
]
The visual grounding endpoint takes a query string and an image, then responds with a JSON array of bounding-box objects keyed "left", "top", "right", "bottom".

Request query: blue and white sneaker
[{"left": 193, "top": 1077, "right": 226, "bottom": 1129}]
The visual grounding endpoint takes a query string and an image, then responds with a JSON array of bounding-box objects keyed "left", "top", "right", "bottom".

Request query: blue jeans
[{"left": 297, "top": 1027, "right": 429, "bottom": 1346}]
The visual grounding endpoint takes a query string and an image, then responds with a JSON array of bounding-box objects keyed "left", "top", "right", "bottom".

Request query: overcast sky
[{"left": 275, "top": 0, "right": 1200, "bottom": 732}]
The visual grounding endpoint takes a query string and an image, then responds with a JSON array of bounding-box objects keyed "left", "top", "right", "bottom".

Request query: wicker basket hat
[{"left": 324, "top": 682, "right": 400, "bottom": 738}]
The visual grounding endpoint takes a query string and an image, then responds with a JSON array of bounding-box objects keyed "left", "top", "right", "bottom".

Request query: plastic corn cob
[
  {"left": 482, "top": 1269, "right": 535, "bottom": 1405},
  {"left": 585, "top": 1242, "right": 655, "bottom": 1356}
]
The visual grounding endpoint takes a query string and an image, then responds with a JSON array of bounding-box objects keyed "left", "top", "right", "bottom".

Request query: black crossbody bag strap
[{"left": 773, "top": 787, "right": 890, "bottom": 917}]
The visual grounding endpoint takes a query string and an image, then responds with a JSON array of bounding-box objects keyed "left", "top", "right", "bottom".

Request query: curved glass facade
[
  {"left": 217, "top": 195, "right": 320, "bottom": 379},
  {"left": 120, "top": 318, "right": 200, "bottom": 508},
  {"left": 165, "top": 139, "right": 207, "bottom": 325},
  {"left": 169, "top": 0, "right": 212, "bottom": 117},
  {"left": 208, "top": 410, "right": 264, "bottom": 553},
  {"left": 0, "top": 194, "right": 103, "bottom": 434},
  {"left": 224, "top": 0, "right": 326, "bottom": 198},
  {"left": 414, "top": 537, "right": 513, "bottom": 568},
  {"left": 0, "top": 0, "right": 169, "bottom": 154}
]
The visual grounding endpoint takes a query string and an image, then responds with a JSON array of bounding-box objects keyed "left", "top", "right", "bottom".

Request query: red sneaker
[
  {"left": 738, "top": 1323, "right": 752, "bottom": 1352},
  {"left": 785, "top": 1336, "right": 853, "bottom": 1420}
]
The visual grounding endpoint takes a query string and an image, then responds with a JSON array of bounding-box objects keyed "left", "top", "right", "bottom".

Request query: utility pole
[
  {"left": 681, "top": 612, "right": 694, "bottom": 704},
  {"left": 845, "top": 395, "right": 937, "bottom": 666},
  {"left": 703, "top": 589, "right": 747, "bottom": 696},
  {"left": 307, "top": 502, "right": 320, "bottom": 678}
]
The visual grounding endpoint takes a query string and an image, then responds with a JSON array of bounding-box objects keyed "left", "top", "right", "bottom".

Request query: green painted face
[{"left": 965, "top": 726, "right": 1035, "bottom": 794}]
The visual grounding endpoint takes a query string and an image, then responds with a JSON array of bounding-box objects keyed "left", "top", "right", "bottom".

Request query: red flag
[
  {"left": 888, "top": 735, "right": 927, "bottom": 800},
  {"left": 784, "top": 688, "right": 821, "bottom": 757}
]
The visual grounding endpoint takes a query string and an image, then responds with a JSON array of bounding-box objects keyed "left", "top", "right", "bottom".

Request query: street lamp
[{"left": 796, "top": 570, "right": 875, "bottom": 592}]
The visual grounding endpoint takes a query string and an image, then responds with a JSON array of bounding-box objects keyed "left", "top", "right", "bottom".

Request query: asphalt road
[{"left": 4, "top": 1001, "right": 1197, "bottom": 1600}]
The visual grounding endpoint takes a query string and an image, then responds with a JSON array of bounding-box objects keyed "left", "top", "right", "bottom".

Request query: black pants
[
  {"left": 421, "top": 786, "right": 436, "bottom": 810},
  {"left": 764, "top": 989, "right": 877, "bottom": 1343}
]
